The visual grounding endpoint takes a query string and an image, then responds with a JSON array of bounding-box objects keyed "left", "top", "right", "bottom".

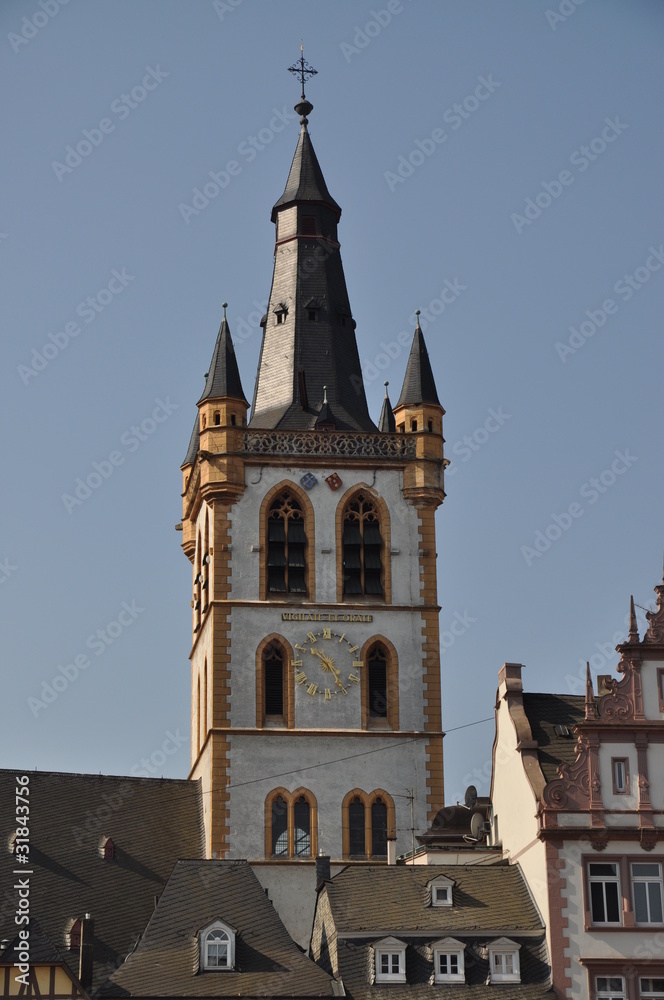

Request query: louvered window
[
  {"left": 264, "top": 644, "right": 284, "bottom": 718},
  {"left": 342, "top": 494, "right": 383, "bottom": 596},
  {"left": 267, "top": 493, "right": 307, "bottom": 595},
  {"left": 368, "top": 645, "right": 388, "bottom": 718},
  {"left": 348, "top": 796, "right": 365, "bottom": 857}
]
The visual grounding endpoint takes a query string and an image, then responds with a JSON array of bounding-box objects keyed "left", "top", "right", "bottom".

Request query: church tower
[{"left": 179, "top": 58, "right": 446, "bottom": 863}]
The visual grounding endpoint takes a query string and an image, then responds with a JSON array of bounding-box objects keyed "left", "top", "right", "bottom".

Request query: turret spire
[
  {"left": 249, "top": 53, "right": 375, "bottom": 432},
  {"left": 378, "top": 381, "right": 396, "bottom": 433},
  {"left": 628, "top": 595, "right": 639, "bottom": 643},
  {"left": 396, "top": 311, "right": 441, "bottom": 408},
  {"left": 198, "top": 304, "right": 248, "bottom": 405}
]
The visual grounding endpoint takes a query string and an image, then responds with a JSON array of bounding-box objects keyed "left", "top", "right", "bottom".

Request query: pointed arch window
[
  {"left": 360, "top": 637, "right": 399, "bottom": 731},
  {"left": 264, "top": 643, "right": 284, "bottom": 720},
  {"left": 342, "top": 789, "right": 395, "bottom": 859},
  {"left": 267, "top": 492, "right": 307, "bottom": 595},
  {"left": 265, "top": 788, "right": 317, "bottom": 858},
  {"left": 342, "top": 493, "right": 383, "bottom": 597}
]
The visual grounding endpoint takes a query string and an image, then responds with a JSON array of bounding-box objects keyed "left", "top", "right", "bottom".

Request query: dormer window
[
  {"left": 99, "top": 836, "right": 115, "bottom": 861},
  {"left": 373, "top": 937, "right": 406, "bottom": 983},
  {"left": 488, "top": 938, "right": 521, "bottom": 983},
  {"left": 199, "top": 919, "right": 236, "bottom": 971},
  {"left": 304, "top": 297, "right": 322, "bottom": 322},
  {"left": 432, "top": 938, "right": 465, "bottom": 984},
  {"left": 428, "top": 875, "right": 454, "bottom": 907},
  {"left": 274, "top": 303, "right": 288, "bottom": 325}
]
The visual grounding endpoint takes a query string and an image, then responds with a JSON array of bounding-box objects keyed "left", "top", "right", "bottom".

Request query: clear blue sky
[{"left": 2, "top": 0, "right": 663, "bottom": 809}]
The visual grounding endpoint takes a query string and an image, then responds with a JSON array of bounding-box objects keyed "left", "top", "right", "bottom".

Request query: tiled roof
[
  {"left": 0, "top": 919, "right": 66, "bottom": 966},
  {"left": 109, "top": 860, "right": 335, "bottom": 997},
  {"left": 319, "top": 865, "right": 552, "bottom": 1000},
  {"left": 521, "top": 693, "right": 585, "bottom": 784},
  {"left": 0, "top": 769, "right": 204, "bottom": 997},
  {"left": 325, "top": 864, "right": 543, "bottom": 935}
]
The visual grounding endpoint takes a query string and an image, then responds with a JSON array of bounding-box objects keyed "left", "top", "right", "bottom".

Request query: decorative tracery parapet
[{"left": 243, "top": 430, "right": 416, "bottom": 459}]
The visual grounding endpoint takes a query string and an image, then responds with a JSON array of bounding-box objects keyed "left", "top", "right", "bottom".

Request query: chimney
[
  {"left": 315, "top": 853, "right": 331, "bottom": 888},
  {"left": 387, "top": 836, "right": 397, "bottom": 866},
  {"left": 78, "top": 914, "right": 94, "bottom": 992}
]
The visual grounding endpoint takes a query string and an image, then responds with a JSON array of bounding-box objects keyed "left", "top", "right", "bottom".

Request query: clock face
[{"left": 293, "top": 629, "right": 363, "bottom": 701}]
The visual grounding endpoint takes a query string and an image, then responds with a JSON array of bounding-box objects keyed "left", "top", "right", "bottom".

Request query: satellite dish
[
  {"left": 464, "top": 785, "right": 478, "bottom": 810},
  {"left": 470, "top": 812, "right": 485, "bottom": 840}
]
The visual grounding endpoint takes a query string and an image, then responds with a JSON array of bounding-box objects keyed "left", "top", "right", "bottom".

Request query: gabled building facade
[
  {"left": 310, "top": 864, "right": 554, "bottom": 998},
  {"left": 179, "top": 73, "right": 447, "bottom": 877},
  {"left": 490, "top": 568, "right": 664, "bottom": 1000}
]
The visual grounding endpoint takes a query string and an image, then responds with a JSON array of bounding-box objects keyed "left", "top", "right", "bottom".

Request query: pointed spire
[
  {"left": 585, "top": 663, "right": 598, "bottom": 719},
  {"left": 628, "top": 595, "right": 640, "bottom": 643},
  {"left": 198, "top": 304, "right": 248, "bottom": 404},
  {"left": 181, "top": 414, "right": 199, "bottom": 467},
  {"left": 379, "top": 381, "right": 396, "bottom": 433},
  {"left": 396, "top": 311, "right": 441, "bottom": 408},
  {"left": 271, "top": 125, "right": 341, "bottom": 222},
  {"left": 315, "top": 384, "right": 336, "bottom": 429}
]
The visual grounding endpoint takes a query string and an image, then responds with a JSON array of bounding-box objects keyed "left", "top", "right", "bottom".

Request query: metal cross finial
[{"left": 288, "top": 44, "right": 317, "bottom": 100}]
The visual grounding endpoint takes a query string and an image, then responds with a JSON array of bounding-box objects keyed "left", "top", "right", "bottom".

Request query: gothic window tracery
[
  {"left": 342, "top": 493, "right": 383, "bottom": 597},
  {"left": 267, "top": 492, "right": 307, "bottom": 595}
]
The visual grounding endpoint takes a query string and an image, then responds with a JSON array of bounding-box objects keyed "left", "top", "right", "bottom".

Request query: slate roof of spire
[
  {"left": 378, "top": 389, "right": 396, "bottom": 433},
  {"left": 396, "top": 323, "right": 441, "bottom": 407},
  {"left": 272, "top": 124, "right": 341, "bottom": 222},
  {"left": 198, "top": 315, "right": 248, "bottom": 404},
  {"left": 249, "top": 112, "right": 376, "bottom": 432},
  {"left": 182, "top": 414, "right": 199, "bottom": 467}
]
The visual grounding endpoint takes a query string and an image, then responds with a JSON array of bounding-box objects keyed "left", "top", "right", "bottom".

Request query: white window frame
[
  {"left": 432, "top": 937, "right": 465, "bottom": 984},
  {"left": 639, "top": 976, "right": 664, "bottom": 998},
  {"left": 373, "top": 937, "right": 406, "bottom": 983},
  {"left": 488, "top": 938, "right": 520, "bottom": 984},
  {"left": 199, "top": 919, "right": 236, "bottom": 971},
  {"left": 632, "top": 862, "right": 664, "bottom": 925},
  {"left": 428, "top": 875, "right": 454, "bottom": 908},
  {"left": 588, "top": 862, "right": 622, "bottom": 925},
  {"left": 612, "top": 758, "right": 628, "bottom": 794},
  {"left": 595, "top": 975, "right": 626, "bottom": 1000}
]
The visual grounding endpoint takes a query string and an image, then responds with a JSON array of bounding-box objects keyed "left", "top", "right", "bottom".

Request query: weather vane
[{"left": 288, "top": 44, "right": 317, "bottom": 100}]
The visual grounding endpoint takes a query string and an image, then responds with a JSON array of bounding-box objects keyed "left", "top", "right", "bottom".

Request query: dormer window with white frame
[
  {"left": 488, "top": 937, "right": 521, "bottom": 983},
  {"left": 373, "top": 937, "right": 406, "bottom": 983},
  {"left": 428, "top": 875, "right": 454, "bottom": 907},
  {"left": 199, "top": 919, "right": 236, "bottom": 971},
  {"left": 432, "top": 937, "right": 465, "bottom": 984}
]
